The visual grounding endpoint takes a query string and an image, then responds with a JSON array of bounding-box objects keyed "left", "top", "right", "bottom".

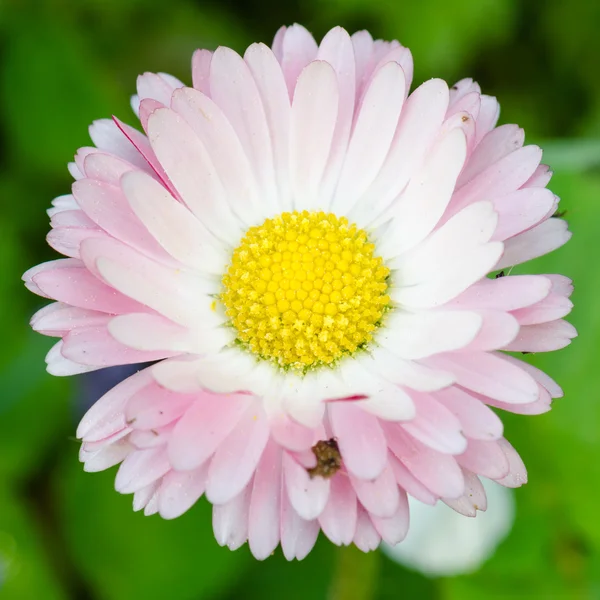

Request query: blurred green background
[{"left": 1, "top": 0, "right": 599, "bottom": 598}]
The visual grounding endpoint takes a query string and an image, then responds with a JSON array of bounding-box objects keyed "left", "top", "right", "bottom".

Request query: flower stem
[{"left": 329, "top": 546, "right": 380, "bottom": 600}]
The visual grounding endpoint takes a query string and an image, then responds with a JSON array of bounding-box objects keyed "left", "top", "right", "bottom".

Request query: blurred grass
[{"left": 0, "top": 0, "right": 599, "bottom": 598}]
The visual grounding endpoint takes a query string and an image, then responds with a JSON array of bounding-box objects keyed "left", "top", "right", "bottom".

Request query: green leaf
[
  {"left": 55, "top": 452, "right": 251, "bottom": 600},
  {"left": 0, "top": 486, "right": 68, "bottom": 599}
]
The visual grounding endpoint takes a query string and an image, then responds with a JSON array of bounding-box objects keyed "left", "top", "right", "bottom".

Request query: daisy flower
[{"left": 24, "top": 24, "right": 575, "bottom": 560}]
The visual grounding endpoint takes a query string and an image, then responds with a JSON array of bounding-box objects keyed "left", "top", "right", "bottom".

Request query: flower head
[{"left": 24, "top": 24, "right": 575, "bottom": 560}]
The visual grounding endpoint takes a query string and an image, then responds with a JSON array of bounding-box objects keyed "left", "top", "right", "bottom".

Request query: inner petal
[{"left": 221, "top": 210, "right": 391, "bottom": 371}]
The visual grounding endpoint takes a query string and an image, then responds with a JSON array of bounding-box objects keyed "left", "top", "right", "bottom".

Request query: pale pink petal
[
  {"left": 213, "top": 487, "right": 250, "bottom": 551},
  {"left": 463, "top": 310, "right": 519, "bottom": 351},
  {"left": 434, "top": 387, "right": 504, "bottom": 441},
  {"left": 206, "top": 406, "right": 269, "bottom": 504},
  {"left": 448, "top": 146, "right": 542, "bottom": 219},
  {"left": 385, "top": 427, "right": 464, "bottom": 499},
  {"left": 81, "top": 437, "right": 134, "bottom": 473},
  {"left": 158, "top": 463, "right": 209, "bottom": 519},
  {"left": 210, "top": 46, "right": 279, "bottom": 213},
  {"left": 248, "top": 440, "right": 282, "bottom": 559},
  {"left": 81, "top": 236, "right": 215, "bottom": 327},
  {"left": 88, "top": 119, "right": 149, "bottom": 170},
  {"left": 523, "top": 164, "right": 552, "bottom": 188},
  {"left": 331, "top": 61, "right": 406, "bottom": 214},
  {"left": 350, "top": 462, "right": 400, "bottom": 518},
  {"left": 61, "top": 325, "right": 176, "bottom": 367},
  {"left": 495, "top": 439, "right": 528, "bottom": 488},
  {"left": 115, "top": 447, "right": 171, "bottom": 494},
  {"left": 353, "top": 506, "right": 381, "bottom": 552},
  {"left": 370, "top": 490, "right": 409, "bottom": 545},
  {"left": 329, "top": 402, "right": 388, "bottom": 480},
  {"left": 244, "top": 42, "right": 293, "bottom": 210},
  {"left": 447, "top": 275, "right": 551, "bottom": 311},
  {"left": 376, "top": 127, "right": 467, "bottom": 257},
  {"left": 170, "top": 86, "right": 266, "bottom": 225},
  {"left": 442, "top": 469, "right": 487, "bottom": 516},
  {"left": 389, "top": 455, "right": 437, "bottom": 505},
  {"left": 401, "top": 393, "right": 468, "bottom": 454},
  {"left": 378, "top": 310, "right": 482, "bottom": 360},
  {"left": 31, "top": 303, "right": 109, "bottom": 337},
  {"left": 457, "top": 124, "right": 524, "bottom": 188},
  {"left": 280, "top": 491, "right": 320, "bottom": 561},
  {"left": 275, "top": 24, "right": 318, "bottom": 97},
  {"left": 390, "top": 203, "right": 503, "bottom": 308},
  {"left": 427, "top": 352, "right": 539, "bottom": 405},
  {"left": 191, "top": 49, "right": 212, "bottom": 95},
  {"left": 456, "top": 440, "right": 510, "bottom": 480},
  {"left": 503, "top": 320, "right": 576, "bottom": 352},
  {"left": 168, "top": 393, "right": 251, "bottom": 471},
  {"left": 497, "top": 219, "right": 572, "bottom": 269},
  {"left": 318, "top": 472, "right": 357, "bottom": 546},
  {"left": 283, "top": 451, "right": 330, "bottom": 520},
  {"left": 289, "top": 60, "right": 338, "bottom": 211},
  {"left": 146, "top": 108, "right": 243, "bottom": 244},
  {"left": 77, "top": 368, "right": 153, "bottom": 441},
  {"left": 352, "top": 79, "right": 449, "bottom": 226},
  {"left": 492, "top": 188, "right": 557, "bottom": 241},
  {"left": 125, "top": 386, "right": 194, "bottom": 431}
]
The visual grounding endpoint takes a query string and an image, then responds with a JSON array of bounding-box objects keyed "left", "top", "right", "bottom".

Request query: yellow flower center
[{"left": 221, "top": 211, "right": 391, "bottom": 371}]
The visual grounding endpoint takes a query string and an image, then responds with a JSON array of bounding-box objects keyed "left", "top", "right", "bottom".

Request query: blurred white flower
[{"left": 382, "top": 479, "right": 515, "bottom": 576}]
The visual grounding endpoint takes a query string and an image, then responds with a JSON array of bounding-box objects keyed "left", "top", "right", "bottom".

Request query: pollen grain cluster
[{"left": 221, "top": 211, "right": 391, "bottom": 371}]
